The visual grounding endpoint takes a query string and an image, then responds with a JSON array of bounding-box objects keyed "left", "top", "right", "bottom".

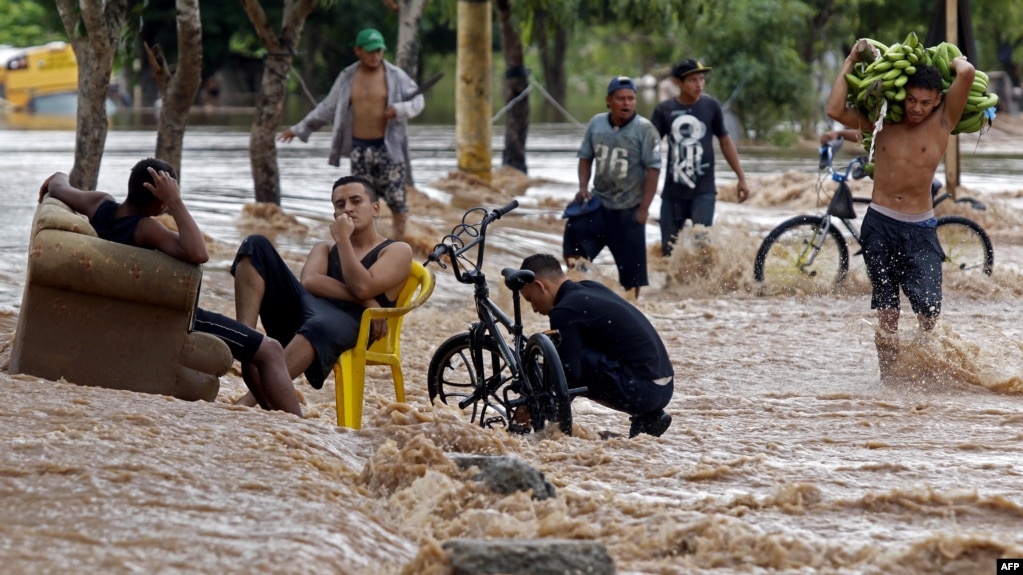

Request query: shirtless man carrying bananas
[{"left": 826, "top": 37, "right": 974, "bottom": 380}]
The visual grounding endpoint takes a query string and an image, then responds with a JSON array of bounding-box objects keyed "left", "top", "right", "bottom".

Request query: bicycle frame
[
  {"left": 426, "top": 201, "right": 549, "bottom": 427},
  {"left": 754, "top": 138, "right": 994, "bottom": 289}
]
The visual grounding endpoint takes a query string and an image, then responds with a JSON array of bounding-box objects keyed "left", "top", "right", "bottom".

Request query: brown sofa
[{"left": 9, "top": 197, "right": 233, "bottom": 401}]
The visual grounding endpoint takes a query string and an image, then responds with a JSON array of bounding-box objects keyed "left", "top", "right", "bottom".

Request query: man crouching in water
[{"left": 826, "top": 38, "right": 974, "bottom": 380}]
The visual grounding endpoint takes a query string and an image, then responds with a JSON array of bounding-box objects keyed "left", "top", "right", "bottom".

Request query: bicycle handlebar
[
  {"left": 492, "top": 200, "right": 519, "bottom": 219},
  {"left": 425, "top": 201, "right": 520, "bottom": 281}
]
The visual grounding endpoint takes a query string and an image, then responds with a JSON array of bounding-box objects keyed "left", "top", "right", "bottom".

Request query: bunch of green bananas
[{"left": 843, "top": 31, "right": 998, "bottom": 151}]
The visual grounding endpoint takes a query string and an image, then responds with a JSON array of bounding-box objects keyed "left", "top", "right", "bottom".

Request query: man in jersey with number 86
[{"left": 563, "top": 75, "right": 662, "bottom": 298}]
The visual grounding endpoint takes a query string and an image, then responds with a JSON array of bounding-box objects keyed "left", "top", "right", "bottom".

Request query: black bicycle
[
  {"left": 425, "top": 201, "right": 575, "bottom": 435},
  {"left": 753, "top": 140, "right": 994, "bottom": 295}
]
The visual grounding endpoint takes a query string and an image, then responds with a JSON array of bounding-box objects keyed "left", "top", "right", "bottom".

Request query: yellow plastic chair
[{"left": 332, "top": 261, "right": 435, "bottom": 429}]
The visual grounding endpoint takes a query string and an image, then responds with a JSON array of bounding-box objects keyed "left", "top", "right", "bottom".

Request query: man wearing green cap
[{"left": 280, "top": 28, "right": 423, "bottom": 239}]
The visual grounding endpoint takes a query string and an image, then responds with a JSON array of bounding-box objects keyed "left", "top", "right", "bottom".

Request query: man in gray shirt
[{"left": 563, "top": 75, "right": 662, "bottom": 297}]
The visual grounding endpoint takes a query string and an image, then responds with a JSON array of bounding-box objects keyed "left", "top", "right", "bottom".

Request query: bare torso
[
  {"left": 869, "top": 105, "right": 949, "bottom": 214},
  {"left": 350, "top": 65, "right": 388, "bottom": 140}
]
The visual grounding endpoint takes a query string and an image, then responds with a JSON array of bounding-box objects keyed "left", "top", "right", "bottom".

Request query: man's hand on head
[{"left": 144, "top": 167, "right": 183, "bottom": 206}]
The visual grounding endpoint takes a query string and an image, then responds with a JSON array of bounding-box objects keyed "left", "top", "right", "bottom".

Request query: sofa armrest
[
  {"left": 181, "top": 332, "right": 233, "bottom": 377},
  {"left": 27, "top": 228, "right": 203, "bottom": 312},
  {"left": 35, "top": 197, "right": 98, "bottom": 237}
]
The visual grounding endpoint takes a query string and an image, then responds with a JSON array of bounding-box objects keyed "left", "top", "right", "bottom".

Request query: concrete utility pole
[
  {"left": 456, "top": 0, "right": 493, "bottom": 181},
  {"left": 945, "top": 0, "right": 960, "bottom": 197}
]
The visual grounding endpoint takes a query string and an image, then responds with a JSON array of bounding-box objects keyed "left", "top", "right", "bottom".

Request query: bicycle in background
[{"left": 754, "top": 138, "right": 994, "bottom": 295}]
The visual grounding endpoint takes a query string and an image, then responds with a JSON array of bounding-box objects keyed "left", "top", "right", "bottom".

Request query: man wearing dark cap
[
  {"left": 651, "top": 59, "right": 750, "bottom": 256},
  {"left": 280, "top": 28, "right": 423, "bottom": 239},
  {"left": 564, "top": 75, "right": 662, "bottom": 298}
]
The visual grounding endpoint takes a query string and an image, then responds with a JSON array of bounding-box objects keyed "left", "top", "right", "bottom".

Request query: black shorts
[
  {"left": 193, "top": 307, "right": 264, "bottom": 363},
  {"left": 563, "top": 204, "right": 648, "bottom": 290},
  {"left": 230, "top": 235, "right": 364, "bottom": 389},
  {"left": 860, "top": 208, "right": 944, "bottom": 317}
]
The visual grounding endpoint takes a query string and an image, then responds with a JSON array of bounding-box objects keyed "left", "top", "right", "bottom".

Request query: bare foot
[{"left": 234, "top": 391, "right": 258, "bottom": 407}]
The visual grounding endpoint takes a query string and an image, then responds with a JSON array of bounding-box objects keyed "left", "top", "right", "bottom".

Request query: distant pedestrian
[
  {"left": 279, "top": 28, "right": 423, "bottom": 239},
  {"left": 564, "top": 75, "right": 662, "bottom": 298},
  {"left": 651, "top": 59, "right": 750, "bottom": 256}
]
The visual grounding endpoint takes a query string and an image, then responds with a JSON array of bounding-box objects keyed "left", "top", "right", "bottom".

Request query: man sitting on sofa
[{"left": 39, "top": 159, "right": 301, "bottom": 416}]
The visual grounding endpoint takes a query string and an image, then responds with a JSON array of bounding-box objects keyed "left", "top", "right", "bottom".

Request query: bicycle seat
[{"left": 501, "top": 268, "right": 536, "bottom": 291}]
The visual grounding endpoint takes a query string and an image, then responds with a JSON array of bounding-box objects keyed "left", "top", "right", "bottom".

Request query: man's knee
[{"left": 253, "top": 335, "right": 285, "bottom": 365}]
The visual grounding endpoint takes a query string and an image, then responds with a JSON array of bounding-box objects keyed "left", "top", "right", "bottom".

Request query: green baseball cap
[{"left": 354, "top": 28, "right": 386, "bottom": 52}]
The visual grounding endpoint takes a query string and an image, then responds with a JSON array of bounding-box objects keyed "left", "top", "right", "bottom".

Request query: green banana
[
  {"left": 843, "top": 36, "right": 995, "bottom": 135},
  {"left": 935, "top": 44, "right": 951, "bottom": 79},
  {"left": 869, "top": 59, "right": 894, "bottom": 73},
  {"left": 953, "top": 111, "right": 983, "bottom": 135},
  {"left": 966, "top": 93, "right": 999, "bottom": 110},
  {"left": 865, "top": 38, "right": 889, "bottom": 53},
  {"left": 884, "top": 44, "right": 906, "bottom": 61}
]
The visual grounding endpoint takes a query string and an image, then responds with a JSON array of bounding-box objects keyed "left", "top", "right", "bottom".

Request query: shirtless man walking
[
  {"left": 280, "top": 28, "right": 423, "bottom": 238},
  {"left": 826, "top": 38, "right": 975, "bottom": 379}
]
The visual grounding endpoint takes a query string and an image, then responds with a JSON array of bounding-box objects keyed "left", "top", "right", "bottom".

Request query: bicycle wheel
[
  {"left": 523, "top": 333, "right": 572, "bottom": 436},
  {"left": 754, "top": 215, "right": 849, "bottom": 295},
  {"left": 936, "top": 215, "right": 994, "bottom": 276},
  {"left": 428, "top": 332, "right": 514, "bottom": 430}
]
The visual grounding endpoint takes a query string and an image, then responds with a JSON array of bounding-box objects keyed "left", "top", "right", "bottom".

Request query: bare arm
[
  {"left": 577, "top": 158, "right": 593, "bottom": 201},
  {"left": 718, "top": 134, "right": 749, "bottom": 203},
  {"left": 39, "top": 172, "right": 114, "bottom": 218},
  {"left": 827, "top": 40, "right": 871, "bottom": 131},
  {"left": 300, "top": 242, "right": 367, "bottom": 303},
  {"left": 636, "top": 167, "right": 659, "bottom": 224},
  {"left": 301, "top": 236, "right": 413, "bottom": 304},
  {"left": 943, "top": 56, "right": 976, "bottom": 127},
  {"left": 821, "top": 128, "right": 862, "bottom": 144},
  {"left": 134, "top": 168, "right": 208, "bottom": 264}
]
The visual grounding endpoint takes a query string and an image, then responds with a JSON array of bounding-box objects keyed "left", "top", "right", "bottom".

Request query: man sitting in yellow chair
[{"left": 232, "top": 175, "right": 412, "bottom": 412}]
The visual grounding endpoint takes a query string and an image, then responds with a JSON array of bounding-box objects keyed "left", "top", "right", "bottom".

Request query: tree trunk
[
  {"left": 534, "top": 10, "right": 567, "bottom": 123},
  {"left": 152, "top": 0, "right": 204, "bottom": 180},
  {"left": 241, "top": 0, "right": 317, "bottom": 205},
  {"left": 389, "top": 0, "right": 429, "bottom": 187},
  {"left": 55, "top": 0, "right": 129, "bottom": 191},
  {"left": 497, "top": 0, "right": 528, "bottom": 173},
  {"left": 394, "top": 0, "right": 428, "bottom": 79}
]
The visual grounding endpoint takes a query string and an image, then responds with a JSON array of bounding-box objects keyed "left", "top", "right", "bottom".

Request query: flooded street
[{"left": 3, "top": 122, "right": 1023, "bottom": 574}]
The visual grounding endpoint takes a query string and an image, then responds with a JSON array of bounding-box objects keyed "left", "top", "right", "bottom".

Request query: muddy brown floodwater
[{"left": 2, "top": 118, "right": 1023, "bottom": 574}]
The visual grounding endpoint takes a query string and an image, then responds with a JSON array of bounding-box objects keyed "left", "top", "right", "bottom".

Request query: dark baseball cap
[
  {"left": 354, "top": 28, "right": 386, "bottom": 51},
  {"left": 607, "top": 76, "right": 637, "bottom": 95},
  {"left": 673, "top": 59, "right": 712, "bottom": 79}
]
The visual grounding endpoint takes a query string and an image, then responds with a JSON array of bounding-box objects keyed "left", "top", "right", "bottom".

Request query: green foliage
[
  {"left": 6, "top": 0, "right": 1021, "bottom": 134},
  {"left": 688, "top": 0, "right": 813, "bottom": 139},
  {"left": 0, "top": 0, "right": 67, "bottom": 47}
]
